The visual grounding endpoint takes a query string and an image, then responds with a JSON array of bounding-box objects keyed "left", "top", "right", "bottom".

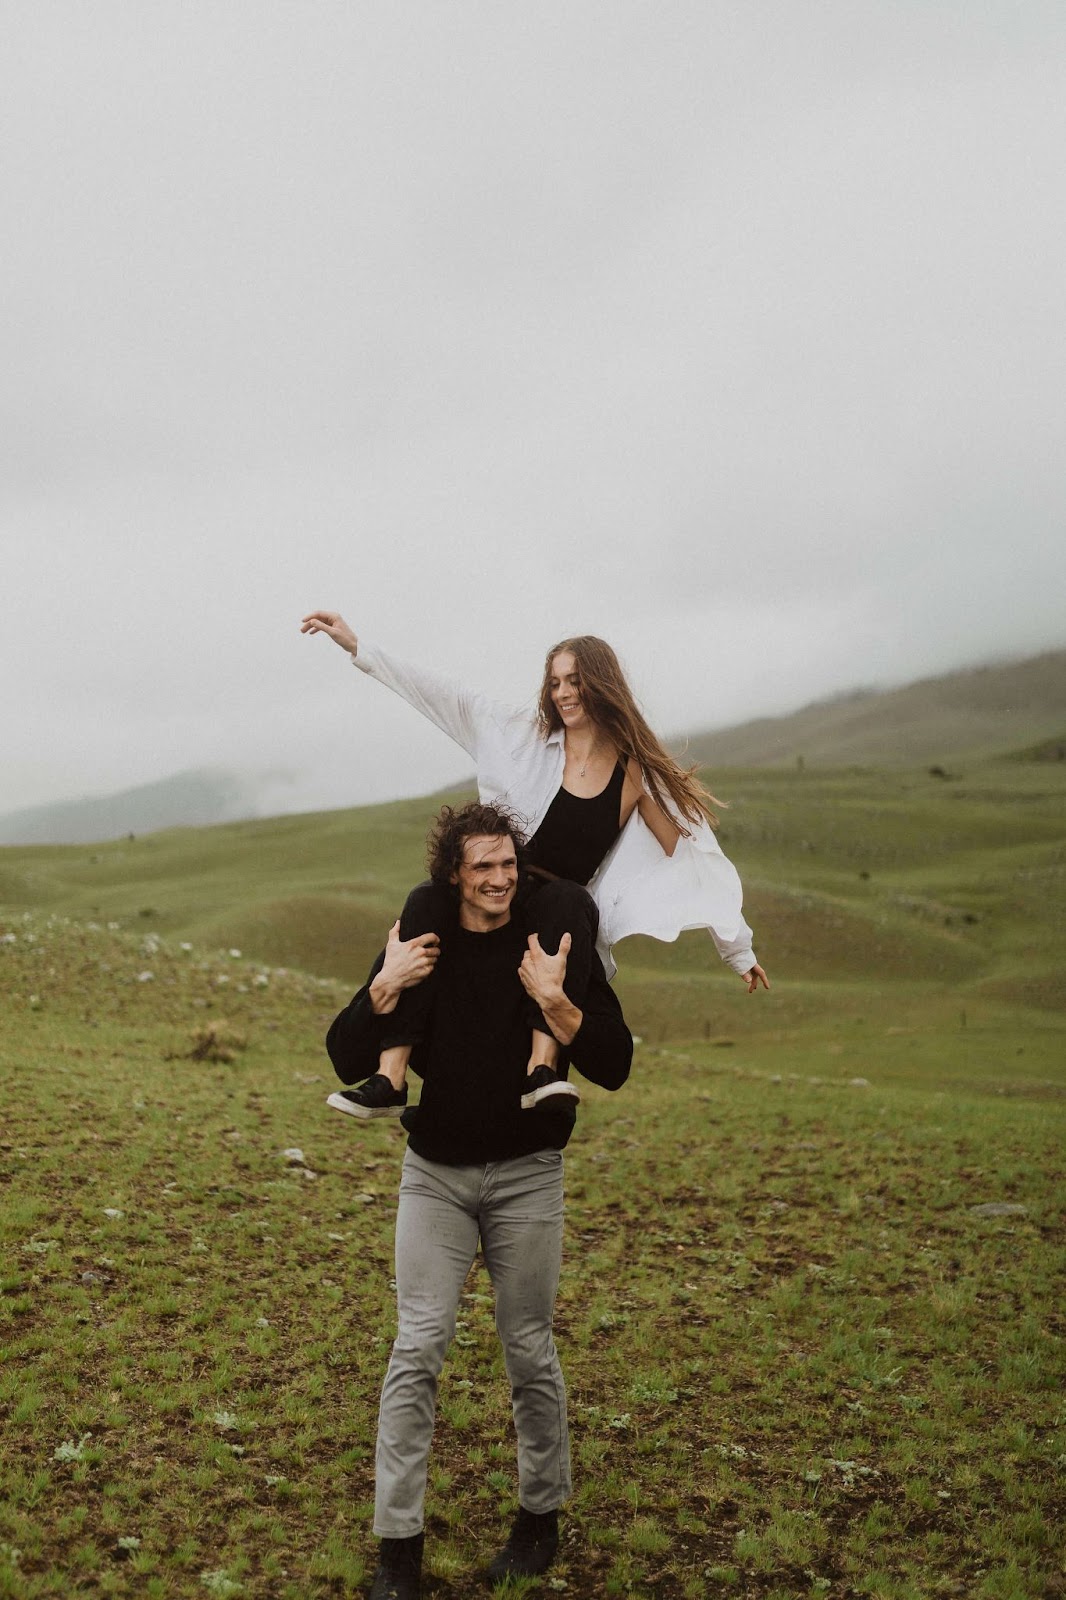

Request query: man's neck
[{"left": 458, "top": 906, "right": 512, "bottom": 934}]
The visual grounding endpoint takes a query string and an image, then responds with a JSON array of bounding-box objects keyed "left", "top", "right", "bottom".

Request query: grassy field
[{"left": 1, "top": 758, "right": 1064, "bottom": 1598}]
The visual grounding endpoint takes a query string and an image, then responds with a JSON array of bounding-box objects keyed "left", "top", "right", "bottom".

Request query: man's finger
[
  {"left": 527, "top": 932, "right": 543, "bottom": 954},
  {"left": 558, "top": 932, "right": 572, "bottom": 954},
  {"left": 386, "top": 920, "right": 401, "bottom": 943}
]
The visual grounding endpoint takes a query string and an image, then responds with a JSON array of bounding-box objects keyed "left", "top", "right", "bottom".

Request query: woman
[{"left": 302, "top": 611, "right": 768, "bottom": 1115}]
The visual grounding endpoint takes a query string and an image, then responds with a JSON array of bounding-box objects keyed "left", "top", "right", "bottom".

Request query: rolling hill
[
  {"left": 2, "top": 752, "right": 1063, "bottom": 1047},
  {"left": 684, "top": 647, "right": 1066, "bottom": 769}
]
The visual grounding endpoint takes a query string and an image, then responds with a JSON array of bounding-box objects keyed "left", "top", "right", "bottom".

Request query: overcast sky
[{"left": 4, "top": 1, "right": 1065, "bottom": 818}]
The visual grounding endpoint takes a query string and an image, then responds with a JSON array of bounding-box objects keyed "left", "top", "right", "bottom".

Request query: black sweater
[{"left": 326, "top": 915, "right": 632, "bottom": 1164}]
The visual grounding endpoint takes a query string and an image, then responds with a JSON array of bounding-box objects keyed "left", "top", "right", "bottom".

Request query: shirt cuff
[{"left": 721, "top": 946, "right": 756, "bottom": 977}]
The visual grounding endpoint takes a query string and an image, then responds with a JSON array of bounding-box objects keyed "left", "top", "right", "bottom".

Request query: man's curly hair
[{"left": 426, "top": 801, "right": 528, "bottom": 888}]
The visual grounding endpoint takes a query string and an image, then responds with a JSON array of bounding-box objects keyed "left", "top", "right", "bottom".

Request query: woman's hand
[
  {"left": 369, "top": 921, "right": 441, "bottom": 1014},
  {"left": 741, "top": 963, "right": 770, "bottom": 994},
  {"left": 301, "top": 610, "right": 359, "bottom": 656}
]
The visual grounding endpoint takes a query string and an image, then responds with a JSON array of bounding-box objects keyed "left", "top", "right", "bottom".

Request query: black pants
[{"left": 379, "top": 874, "right": 600, "bottom": 1052}]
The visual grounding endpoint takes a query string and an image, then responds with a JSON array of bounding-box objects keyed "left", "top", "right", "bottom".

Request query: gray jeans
[{"left": 374, "top": 1146, "right": 571, "bottom": 1538}]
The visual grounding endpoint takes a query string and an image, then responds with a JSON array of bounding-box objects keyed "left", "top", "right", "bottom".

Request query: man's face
[{"left": 451, "top": 833, "right": 519, "bottom": 931}]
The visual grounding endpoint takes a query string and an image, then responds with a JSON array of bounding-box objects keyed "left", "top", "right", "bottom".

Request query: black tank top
[{"left": 525, "top": 762, "right": 626, "bottom": 886}]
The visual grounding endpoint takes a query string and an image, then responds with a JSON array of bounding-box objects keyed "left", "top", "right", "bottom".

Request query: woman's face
[{"left": 549, "top": 651, "right": 590, "bottom": 732}]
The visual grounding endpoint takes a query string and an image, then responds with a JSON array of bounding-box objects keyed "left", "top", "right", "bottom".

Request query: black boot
[
  {"left": 368, "top": 1532, "right": 423, "bottom": 1600},
  {"left": 487, "top": 1506, "right": 560, "bottom": 1583}
]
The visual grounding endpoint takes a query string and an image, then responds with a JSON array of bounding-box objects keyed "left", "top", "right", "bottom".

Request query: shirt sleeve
[
  {"left": 563, "top": 964, "right": 633, "bottom": 1091},
  {"left": 593, "top": 805, "right": 758, "bottom": 975},
  {"left": 709, "top": 919, "right": 757, "bottom": 976},
  {"left": 351, "top": 640, "right": 501, "bottom": 759},
  {"left": 325, "top": 950, "right": 388, "bottom": 1085}
]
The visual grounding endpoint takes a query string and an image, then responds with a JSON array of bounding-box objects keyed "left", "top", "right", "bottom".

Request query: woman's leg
[
  {"left": 518, "top": 878, "right": 598, "bottom": 1076},
  {"left": 377, "top": 880, "right": 457, "bottom": 1089}
]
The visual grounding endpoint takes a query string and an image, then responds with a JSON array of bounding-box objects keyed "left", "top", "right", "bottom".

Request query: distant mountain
[
  {"left": 683, "top": 649, "right": 1066, "bottom": 770},
  {"left": 0, "top": 768, "right": 258, "bottom": 846}
]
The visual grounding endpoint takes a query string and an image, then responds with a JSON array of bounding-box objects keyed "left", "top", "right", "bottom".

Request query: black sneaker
[
  {"left": 326, "top": 1074, "right": 408, "bottom": 1120},
  {"left": 520, "top": 1065, "right": 580, "bottom": 1111},
  {"left": 368, "top": 1532, "right": 423, "bottom": 1599},
  {"left": 487, "top": 1507, "right": 559, "bottom": 1583}
]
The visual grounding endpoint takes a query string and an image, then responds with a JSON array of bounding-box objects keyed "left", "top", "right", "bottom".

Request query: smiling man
[{"left": 326, "top": 801, "right": 633, "bottom": 1599}]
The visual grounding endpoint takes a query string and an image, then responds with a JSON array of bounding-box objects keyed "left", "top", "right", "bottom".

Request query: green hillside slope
[
  {"left": 2, "top": 756, "right": 1063, "bottom": 1061},
  {"left": 2, "top": 758, "right": 1063, "bottom": 1597},
  {"left": 685, "top": 648, "right": 1066, "bottom": 769}
]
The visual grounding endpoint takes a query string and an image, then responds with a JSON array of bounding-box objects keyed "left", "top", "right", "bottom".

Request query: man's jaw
[
  {"left": 459, "top": 879, "right": 517, "bottom": 929},
  {"left": 479, "top": 884, "right": 515, "bottom": 918}
]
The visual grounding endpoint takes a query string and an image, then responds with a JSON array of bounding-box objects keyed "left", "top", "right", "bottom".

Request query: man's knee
[
  {"left": 498, "top": 1323, "right": 558, "bottom": 1387},
  {"left": 389, "top": 1318, "right": 453, "bottom": 1378}
]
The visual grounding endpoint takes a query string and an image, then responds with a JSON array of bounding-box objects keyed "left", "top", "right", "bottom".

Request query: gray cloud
[{"left": 4, "top": 2, "right": 1064, "bottom": 814}]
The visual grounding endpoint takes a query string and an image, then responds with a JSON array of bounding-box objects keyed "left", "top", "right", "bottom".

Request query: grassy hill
[
  {"left": 2, "top": 755, "right": 1064, "bottom": 1597},
  {"left": 685, "top": 648, "right": 1066, "bottom": 769},
  {"left": 1, "top": 751, "right": 1064, "bottom": 1085}
]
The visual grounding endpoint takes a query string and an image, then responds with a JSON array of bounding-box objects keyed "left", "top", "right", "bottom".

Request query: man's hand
[
  {"left": 369, "top": 921, "right": 440, "bottom": 1014},
  {"left": 519, "top": 932, "right": 582, "bottom": 1046},
  {"left": 519, "top": 930, "right": 570, "bottom": 1008},
  {"left": 741, "top": 963, "right": 770, "bottom": 994},
  {"left": 300, "top": 610, "right": 359, "bottom": 656}
]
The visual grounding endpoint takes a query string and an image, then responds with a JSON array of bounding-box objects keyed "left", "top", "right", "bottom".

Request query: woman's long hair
[{"left": 536, "top": 636, "right": 722, "bottom": 833}]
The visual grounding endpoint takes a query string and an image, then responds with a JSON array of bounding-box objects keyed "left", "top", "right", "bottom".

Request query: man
[{"left": 326, "top": 801, "right": 633, "bottom": 1600}]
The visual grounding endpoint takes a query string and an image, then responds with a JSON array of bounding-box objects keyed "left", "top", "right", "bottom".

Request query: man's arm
[
  {"left": 366, "top": 919, "right": 440, "bottom": 1013},
  {"left": 519, "top": 933, "right": 633, "bottom": 1092},
  {"left": 325, "top": 921, "right": 440, "bottom": 1083},
  {"left": 564, "top": 969, "right": 633, "bottom": 1091},
  {"left": 326, "top": 950, "right": 388, "bottom": 1085}
]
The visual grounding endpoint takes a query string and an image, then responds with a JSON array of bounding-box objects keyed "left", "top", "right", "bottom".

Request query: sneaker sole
[
  {"left": 520, "top": 1081, "right": 581, "bottom": 1110},
  {"left": 326, "top": 1091, "right": 406, "bottom": 1120}
]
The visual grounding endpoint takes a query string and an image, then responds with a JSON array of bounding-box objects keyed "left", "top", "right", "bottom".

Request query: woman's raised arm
[
  {"left": 301, "top": 612, "right": 494, "bottom": 760},
  {"left": 301, "top": 610, "right": 359, "bottom": 656}
]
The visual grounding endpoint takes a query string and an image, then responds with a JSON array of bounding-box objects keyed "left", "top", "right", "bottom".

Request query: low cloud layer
[{"left": 5, "top": 2, "right": 1064, "bottom": 815}]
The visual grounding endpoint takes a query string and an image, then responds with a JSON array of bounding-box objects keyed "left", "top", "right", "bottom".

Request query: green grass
[{"left": 1, "top": 757, "right": 1065, "bottom": 1596}]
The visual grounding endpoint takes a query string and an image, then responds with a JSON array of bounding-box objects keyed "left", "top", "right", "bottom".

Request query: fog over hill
[
  {"left": 0, "top": 769, "right": 260, "bottom": 847},
  {"left": 3, "top": 648, "right": 1063, "bottom": 845}
]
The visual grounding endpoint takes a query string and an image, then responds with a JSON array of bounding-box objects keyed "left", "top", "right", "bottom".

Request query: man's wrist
[
  {"left": 539, "top": 988, "right": 581, "bottom": 1046},
  {"left": 369, "top": 973, "right": 400, "bottom": 1014}
]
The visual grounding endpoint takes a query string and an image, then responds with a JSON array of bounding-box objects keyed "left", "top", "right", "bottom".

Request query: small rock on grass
[
  {"left": 281, "top": 1148, "right": 318, "bottom": 1177},
  {"left": 969, "top": 1202, "right": 1028, "bottom": 1218}
]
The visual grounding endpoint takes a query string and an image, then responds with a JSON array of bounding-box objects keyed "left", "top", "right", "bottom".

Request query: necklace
[{"left": 575, "top": 738, "right": 600, "bottom": 779}]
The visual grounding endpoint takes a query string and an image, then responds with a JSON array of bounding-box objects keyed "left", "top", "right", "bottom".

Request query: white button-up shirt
[{"left": 353, "top": 641, "right": 757, "bottom": 979}]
